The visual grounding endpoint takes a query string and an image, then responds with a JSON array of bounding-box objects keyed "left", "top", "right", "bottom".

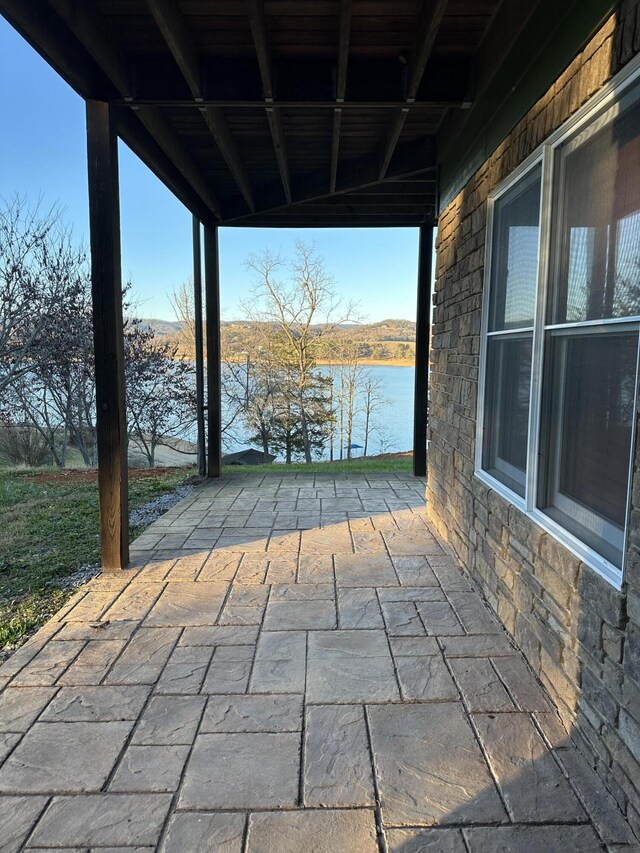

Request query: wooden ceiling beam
[
  {"left": 47, "top": 0, "right": 130, "bottom": 95},
  {"left": 265, "top": 107, "right": 291, "bottom": 205},
  {"left": 146, "top": 0, "right": 255, "bottom": 212},
  {"left": 225, "top": 215, "right": 432, "bottom": 228},
  {"left": 330, "top": 109, "right": 343, "bottom": 195},
  {"left": 225, "top": 135, "right": 436, "bottom": 224},
  {"left": 123, "top": 52, "right": 471, "bottom": 106},
  {"left": 335, "top": 0, "right": 352, "bottom": 103},
  {"left": 46, "top": 0, "right": 222, "bottom": 220},
  {"left": 378, "top": 0, "right": 449, "bottom": 180},
  {"left": 248, "top": 0, "right": 274, "bottom": 101},
  {"left": 146, "top": 0, "right": 203, "bottom": 98},
  {"left": 248, "top": 0, "right": 292, "bottom": 204},
  {"left": 330, "top": 0, "right": 352, "bottom": 193},
  {"left": 379, "top": 108, "right": 410, "bottom": 182},
  {"left": 133, "top": 105, "right": 222, "bottom": 219},
  {"left": 117, "top": 98, "right": 463, "bottom": 110},
  {"left": 272, "top": 204, "right": 434, "bottom": 216},
  {"left": 407, "top": 0, "right": 450, "bottom": 101},
  {"left": 201, "top": 107, "right": 256, "bottom": 212}
]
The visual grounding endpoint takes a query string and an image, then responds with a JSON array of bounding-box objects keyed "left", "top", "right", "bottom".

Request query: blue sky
[{"left": 0, "top": 17, "right": 419, "bottom": 323}]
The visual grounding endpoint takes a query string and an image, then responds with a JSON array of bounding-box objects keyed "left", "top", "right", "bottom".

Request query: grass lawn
[
  {"left": 222, "top": 455, "right": 414, "bottom": 475},
  {"left": 0, "top": 466, "right": 196, "bottom": 658}
]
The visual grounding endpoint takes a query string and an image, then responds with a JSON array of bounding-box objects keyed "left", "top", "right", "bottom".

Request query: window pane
[
  {"left": 488, "top": 164, "right": 542, "bottom": 331},
  {"left": 482, "top": 334, "right": 532, "bottom": 497},
  {"left": 551, "top": 100, "right": 640, "bottom": 323},
  {"left": 538, "top": 330, "right": 637, "bottom": 567}
]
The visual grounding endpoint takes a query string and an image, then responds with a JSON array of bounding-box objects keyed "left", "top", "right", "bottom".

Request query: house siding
[{"left": 427, "top": 1, "right": 640, "bottom": 835}]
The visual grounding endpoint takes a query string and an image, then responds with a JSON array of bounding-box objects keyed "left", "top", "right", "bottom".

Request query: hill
[
  {"left": 140, "top": 318, "right": 417, "bottom": 364},
  {"left": 140, "top": 318, "right": 182, "bottom": 336}
]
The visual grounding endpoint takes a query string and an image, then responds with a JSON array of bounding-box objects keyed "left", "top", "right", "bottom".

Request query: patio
[{"left": 0, "top": 473, "right": 635, "bottom": 851}]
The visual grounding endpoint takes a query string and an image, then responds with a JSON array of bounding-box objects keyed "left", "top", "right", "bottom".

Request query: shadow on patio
[{"left": 0, "top": 473, "right": 636, "bottom": 851}]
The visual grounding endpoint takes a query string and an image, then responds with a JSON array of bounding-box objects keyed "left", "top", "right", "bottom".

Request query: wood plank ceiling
[{"left": 1, "top": 1, "right": 505, "bottom": 227}]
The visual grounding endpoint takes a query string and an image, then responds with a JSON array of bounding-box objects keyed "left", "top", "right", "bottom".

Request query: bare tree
[
  {"left": 332, "top": 339, "right": 364, "bottom": 459},
  {"left": 0, "top": 195, "right": 85, "bottom": 395},
  {"left": 170, "top": 279, "right": 197, "bottom": 358},
  {"left": 244, "top": 242, "right": 359, "bottom": 463},
  {"left": 1, "top": 220, "right": 97, "bottom": 467},
  {"left": 125, "top": 320, "right": 197, "bottom": 468},
  {"left": 361, "top": 374, "right": 385, "bottom": 457}
]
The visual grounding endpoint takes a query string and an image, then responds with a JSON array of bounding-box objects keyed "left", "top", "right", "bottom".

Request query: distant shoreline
[
  {"left": 315, "top": 359, "right": 414, "bottom": 367},
  {"left": 223, "top": 357, "right": 415, "bottom": 368}
]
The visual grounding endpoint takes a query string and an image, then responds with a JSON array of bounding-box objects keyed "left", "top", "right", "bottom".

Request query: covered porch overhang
[{"left": 0, "top": 0, "right": 618, "bottom": 568}]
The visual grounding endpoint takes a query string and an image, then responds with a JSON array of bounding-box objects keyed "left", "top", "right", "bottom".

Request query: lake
[{"left": 223, "top": 364, "right": 415, "bottom": 461}]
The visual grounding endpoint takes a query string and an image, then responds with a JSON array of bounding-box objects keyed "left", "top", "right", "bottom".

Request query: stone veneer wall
[{"left": 426, "top": 1, "right": 640, "bottom": 836}]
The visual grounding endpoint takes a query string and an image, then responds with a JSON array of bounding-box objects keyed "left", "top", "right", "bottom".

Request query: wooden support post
[
  {"left": 413, "top": 223, "right": 434, "bottom": 478},
  {"left": 204, "top": 223, "right": 222, "bottom": 478},
  {"left": 193, "top": 216, "right": 206, "bottom": 477},
  {"left": 86, "top": 100, "right": 129, "bottom": 569}
]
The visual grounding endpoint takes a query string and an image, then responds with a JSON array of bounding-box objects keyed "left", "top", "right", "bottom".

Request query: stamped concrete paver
[
  {"left": 0, "top": 473, "right": 634, "bottom": 851},
  {"left": 473, "top": 713, "right": 587, "bottom": 823},
  {"left": 307, "top": 630, "right": 399, "bottom": 702},
  {"left": 202, "top": 645, "right": 254, "bottom": 693},
  {"left": 0, "top": 686, "right": 57, "bottom": 731},
  {"left": 394, "top": 653, "right": 459, "bottom": 701},
  {"left": 246, "top": 808, "right": 379, "bottom": 853},
  {"left": 0, "top": 794, "right": 48, "bottom": 853},
  {"left": 304, "top": 704, "right": 375, "bottom": 806},
  {"left": 250, "top": 630, "right": 306, "bottom": 693},
  {"left": 131, "top": 695, "right": 205, "bottom": 745},
  {"left": 337, "top": 587, "right": 384, "bottom": 628},
  {"left": 463, "top": 824, "right": 602, "bottom": 852},
  {"left": 449, "top": 658, "right": 514, "bottom": 712},
  {"left": 40, "top": 684, "right": 150, "bottom": 722},
  {"left": 386, "top": 827, "right": 467, "bottom": 853},
  {"left": 110, "top": 744, "right": 190, "bottom": 792},
  {"left": 178, "top": 731, "right": 300, "bottom": 809},
  {"left": 368, "top": 702, "right": 506, "bottom": 826},
  {"left": 0, "top": 721, "right": 133, "bottom": 793},
  {"left": 144, "top": 582, "right": 227, "bottom": 625},
  {"left": 202, "top": 693, "right": 302, "bottom": 733},
  {"left": 263, "top": 597, "right": 336, "bottom": 630},
  {"left": 334, "top": 553, "right": 398, "bottom": 586},
  {"left": 28, "top": 793, "right": 172, "bottom": 847},
  {"left": 160, "top": 812, "right": 246, "bottom": 852}
]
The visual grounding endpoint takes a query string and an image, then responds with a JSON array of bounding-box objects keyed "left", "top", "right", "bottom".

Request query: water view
[{"left": 222, "top": 364, "right": 415, "bottom": 462}]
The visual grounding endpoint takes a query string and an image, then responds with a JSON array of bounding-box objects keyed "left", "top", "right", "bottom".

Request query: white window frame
[{"left": 475, "top": 53, "right": 640, "bottom": 589}]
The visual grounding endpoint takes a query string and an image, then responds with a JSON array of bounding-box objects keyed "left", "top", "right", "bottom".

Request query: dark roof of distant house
[{"left": 222, "top": 449, "right": 276, "bottom": 466}]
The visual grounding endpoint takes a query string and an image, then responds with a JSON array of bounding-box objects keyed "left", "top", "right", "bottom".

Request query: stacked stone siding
[{"left": 427, "top": 1, "right": 640, "bottom": 836}]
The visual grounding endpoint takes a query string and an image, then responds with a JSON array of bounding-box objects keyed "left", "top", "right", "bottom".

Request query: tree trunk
[
  {"left": 298, "top": 387, "right": 312, "bottom": 464},
  {"left": 346, "top": 381, "right": 355, "bottom": 460},
  {"left": 363, "top": 405, "right": 370, "bottom": 457},
  {"left": 328, "top": 376, "right": 334, "bottom": 462},
  {"left": 61, "top": 421, "right": 68, "bottom": 467}
]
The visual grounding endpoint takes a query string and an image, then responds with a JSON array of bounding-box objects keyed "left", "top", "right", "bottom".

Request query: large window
[
  {"left": 482, "top": 166, "right": 541, "bottom": 497},
  {"left": 477, "top": 70, "right": 640, "bottom": 586}
]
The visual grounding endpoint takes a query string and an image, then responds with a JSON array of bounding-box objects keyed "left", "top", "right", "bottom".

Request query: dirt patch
[
  {"left": 362, "top": 451, "right": 412, "bottom": 460},
  {"left": 21, "top": 467, "right": 196, "bottom": 485}
]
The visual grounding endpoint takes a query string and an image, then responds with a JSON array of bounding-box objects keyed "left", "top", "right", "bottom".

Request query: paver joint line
[{"left": 0, "top": 473, "right": 635, "bottom": 851}]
